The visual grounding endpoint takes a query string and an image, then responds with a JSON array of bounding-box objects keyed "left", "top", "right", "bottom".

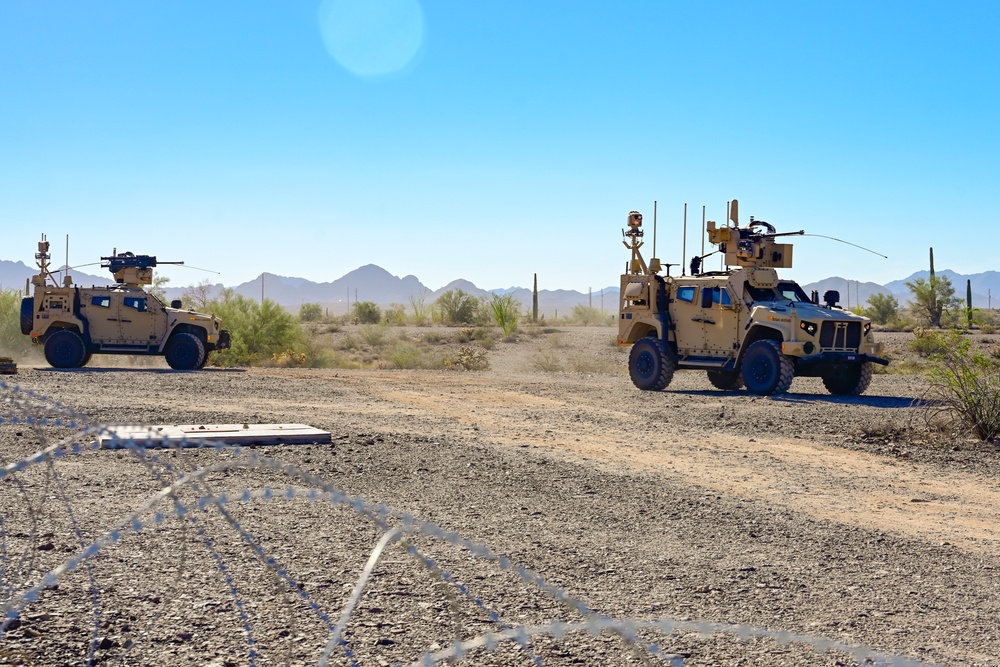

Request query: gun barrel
[{"left": 767, "top": 230, "right": 805, "bottom": 238}]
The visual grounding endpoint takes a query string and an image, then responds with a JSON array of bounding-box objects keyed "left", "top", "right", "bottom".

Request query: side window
[
  {"left": 123, "top": 297, "right": 147, "bottom": 312},
  {"left": 677, "top": 286, "right": 696, "bottom": 303},
  {"left": 711, "top": 287, "right": 732, "bottom": 306},
  {"left": 91, "top": 296, "right": 111, "bottom": 308}
]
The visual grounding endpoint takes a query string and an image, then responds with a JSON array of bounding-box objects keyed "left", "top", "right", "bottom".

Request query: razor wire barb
[{"left": 0, "top": 380, "right": 937, "bottom": 667}]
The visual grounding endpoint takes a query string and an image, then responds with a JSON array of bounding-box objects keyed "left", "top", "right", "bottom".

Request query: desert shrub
[
  {"left": 449, "top": 346, "right": 489, "bottom": 371},
  {"left": 862, "top": 293, "right": 899, "bottom": 325},
  {"left": 569, "top": 304, "right": 604, "bottom": 326},
  {"left": 921, "top": 331, "right": 1000, "bottom": 441},
  {"left": 532, "top": 351, "right": 563, "bottom": 372},
  {"left": 358, "top": 324, "right": 388, "bottom": 347},
  {"left": 272, "top": 349, "right": 308, "bottom": 367},
  {"left": 313, "top": 349, "right": 363, "bottom": 369},
  {"left": 384, "top": 303, "right": 406, "bottom": 325},
  {"left": 409, "top": 290, "right": 431, "bottom": 326},
  {"left": 207, "top": 291, "right": 306, "bottom": 366},
  {"left": 387, "top": 342, "right": 428, "bottom": 369},
  {"left": 489, "top": 293, "right": 521, "bottom": 338},
  {"left": 568, "top": 354, "right": 614, "bottom": 374},
  {"left": 435, "top": 290, "right": 479, "bottom": 325},
  {"left": 982, "top": 324, "right": 996, "bottom": 334},
  {"left": 910, "top": 330, "right": 951, "bottom": 358},
  {"left": 421, "top": 330, "right": 449, "bottom": 345},
  {"left": 299, "top": 302, "right": 323, "bottom": 322},
  {"left": 0, "top": 288, "right": 37, "bottom": 358},
  {"left": 353, "top": 301, "right": 381, "bottom": 325}
]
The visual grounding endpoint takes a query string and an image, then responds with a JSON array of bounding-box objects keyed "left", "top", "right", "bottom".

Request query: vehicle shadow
[
  {"left": 38, "top": 367, "right": 247, "bottom": 375},
  {"left": 670, "top": 389, "right": 925, "bottom": 408}
]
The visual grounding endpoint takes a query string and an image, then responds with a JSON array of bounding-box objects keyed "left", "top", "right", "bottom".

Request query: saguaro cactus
[
  {"left": 532, "top": 273, "right": 539, "bottom": 323},
  {"left": 967, "top": 279, "right": 973, "bottom": 328}
]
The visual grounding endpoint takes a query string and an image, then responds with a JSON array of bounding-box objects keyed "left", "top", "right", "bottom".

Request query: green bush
[
  {"left": 862, "top": 293, "right": 899, "bottom": 325},
  {"left": 922, "top": 331, "right": 1000, "bottom": 441},
  {"left": 299, "top": 302, "right": 323, "bottom": 322},
  {"left": 435, "top": 290, "right": 479, "bottom": 325},
  {"left": 0, "top": 288, "right": 36, "bottom": 358},
  {"left": 489, "top": 293, "right": 520, "bottom": 338},
  {"left": 384, "top": 303, "right": 406, "bottom": 325},
  {"left": 207, "top": 290, "right": 306, "bottom": 366},
  {"left": 569, "top": 304, "right": 604, "bottom": 326},
  {"left": 358, "top": 324, "right": 388, "bottom": 347},
  {"left": 353, "top": 301, "right": 381, "bottom": 324},
  {"left": 449, "top": 346, "right": 489, "bottom": 371},
  {"left": 910, "top": 328, "right": 951, "bottom": 358}
]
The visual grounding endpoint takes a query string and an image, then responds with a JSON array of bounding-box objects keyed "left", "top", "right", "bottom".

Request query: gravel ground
[{"left": 1, "top": 328, "right": 999, "bottom": 667}]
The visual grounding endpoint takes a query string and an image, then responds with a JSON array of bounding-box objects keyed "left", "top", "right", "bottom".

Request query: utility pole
[{"left": 589, "top": 287, "right": 592, "bottom": 308}]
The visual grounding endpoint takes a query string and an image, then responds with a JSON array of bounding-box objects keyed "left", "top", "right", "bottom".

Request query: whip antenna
[{"left": 802, "top": 234, "right": 888, "bottom": 258}]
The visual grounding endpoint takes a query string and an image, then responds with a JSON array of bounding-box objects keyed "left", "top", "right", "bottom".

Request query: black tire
[
  {"left": 165, "top": 332, "right": 206, "bottom": 370},
  {"left": 741, "top": 339, "right": 794, "bottom": 395},
  {"left": 707, "top": 370, "right": 744, "bottom": 391},
  {"left": 81, "top": 352, "right": 93, "bottom": 367},
  {"left": 628, "top": 337, "right": 675, "bottom": 391},
  {"left": 822, "top": 361, "right": 873, "bottom": 395},
  {"left": 20, "top": 297, "right": 34, "bottom": 335},
  {"left": 44, "top": 330, "right": 87, "bottom": 369}
]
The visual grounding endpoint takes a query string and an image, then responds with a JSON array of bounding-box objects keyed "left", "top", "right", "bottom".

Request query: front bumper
[{"left": 795, "top": 351, "right": 890, "bottom": 376}]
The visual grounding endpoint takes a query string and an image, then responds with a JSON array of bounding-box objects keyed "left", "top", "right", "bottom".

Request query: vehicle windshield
[
  {"left": 777, "top": 281, "right": 811, "bottom": 302},
  {"left": 745, "top": 281, "right": 811, "bottom": 303}
]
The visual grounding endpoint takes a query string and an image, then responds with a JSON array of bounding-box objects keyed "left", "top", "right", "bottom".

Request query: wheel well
[
  {"left": 738, "top": 326, "right": 782, "bottom": 363},
  {"left": 41, "top": 324, "right": 81, "bottom": 341},
  {"left": 168, "top": 324, "right": 208, "bottom": 345},
  {"left": 623, "top": 323, "right": 657, "bottom": 344}
]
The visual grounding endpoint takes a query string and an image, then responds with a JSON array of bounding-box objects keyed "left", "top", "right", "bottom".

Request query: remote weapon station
[
  {"left": 21, "top": 236, "right": 231, "bottom": 369},
  {"left": 618, "top": 200, "right": 887, "bottom": 395}
]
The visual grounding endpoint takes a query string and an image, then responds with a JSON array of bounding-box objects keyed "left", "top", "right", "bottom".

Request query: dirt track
[{"left": 2, "top": 327, "right": 1000, "bottom": 666}]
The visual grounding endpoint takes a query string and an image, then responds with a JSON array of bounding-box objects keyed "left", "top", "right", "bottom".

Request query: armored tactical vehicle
[
  {"left": 21, "top": 236, "right": 231, "bottom": 370},
  {"left": 618, "top": 201, "right": 887, "bottom": 395}
]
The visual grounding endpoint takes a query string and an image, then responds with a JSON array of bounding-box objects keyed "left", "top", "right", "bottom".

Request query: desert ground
[{"left": 1, "top": 328, "right": 999, "bottom": 666}]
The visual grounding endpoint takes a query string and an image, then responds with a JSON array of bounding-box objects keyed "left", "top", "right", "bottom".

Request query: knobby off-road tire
[
  {"left": 822, "top": 361, "right": 873, "bottom": 395},
  {"left": 629, "top": 337, "right": 675, "bottom": 391},
  {"left": 741, "top": 339, "right": 794, "bottom": 395},
  {"left": 44, "top": 330, "right": 88, "bottom": 369},
  {"left": 165, "top": 332, "right": 206, "bottom": 370},
  {"left": 707, "top": 370, "right": 744, "bottom": 391}
]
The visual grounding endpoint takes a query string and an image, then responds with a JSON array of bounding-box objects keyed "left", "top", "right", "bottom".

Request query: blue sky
[{"left": 2, "top": 1, "right": 997, "bottom": 293}]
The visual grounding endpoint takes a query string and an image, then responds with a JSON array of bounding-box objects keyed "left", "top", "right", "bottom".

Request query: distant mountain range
[{"left": 2, "top": 258, "right": 998, "bottom": 316}]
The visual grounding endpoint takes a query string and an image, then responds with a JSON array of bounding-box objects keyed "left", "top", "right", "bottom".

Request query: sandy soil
[{"left": 1, "top": 327, "right": 999, "bottom": 666}]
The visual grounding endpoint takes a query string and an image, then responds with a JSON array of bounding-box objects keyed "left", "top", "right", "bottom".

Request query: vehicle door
[
  {"left": 81, "top": 291, "right": 121, "bottom": 345},
  {"left": 699, "top": 285, "right": 740, "bottom": 357},
  {"left": 119, "top": 295, "right": 167, "bottom": 347},
  {"left": 671, "top": 283, "right": 704, "bottom": 354}
]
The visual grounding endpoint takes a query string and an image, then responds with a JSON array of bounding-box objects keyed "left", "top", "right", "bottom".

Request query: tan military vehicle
[
  {"left": 21, "top": 236, "right": 231, "bottom": 370},
  {"left": 618, "top": 201, "right": 887, "bottom": 395}
]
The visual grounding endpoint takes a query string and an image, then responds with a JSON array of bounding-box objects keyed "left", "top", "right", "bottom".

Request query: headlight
[
  {"left": 799, "top": 321, "right": 817, "bottom": 336},
  {"left": 864, "top": 322, "right": 871, "bottom": 334}
]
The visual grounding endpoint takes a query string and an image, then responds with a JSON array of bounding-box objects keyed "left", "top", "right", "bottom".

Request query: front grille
[{"left": 819, "top": 321, "right": 861, "bottom": 350}]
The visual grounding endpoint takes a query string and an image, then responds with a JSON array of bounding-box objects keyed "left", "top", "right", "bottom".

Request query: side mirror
[
  {"left": 170, "top": 299, "right": 182, "bottom": 309},
  {"left": 701, "top": 288, "right": 714, "bottom": 309}
]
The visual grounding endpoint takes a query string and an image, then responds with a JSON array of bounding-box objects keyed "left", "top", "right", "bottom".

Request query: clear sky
[{"left": 2, "top": 1, "right": 997, "bottom": 292}]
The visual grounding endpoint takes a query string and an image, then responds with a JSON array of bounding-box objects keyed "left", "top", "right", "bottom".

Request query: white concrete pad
[{"left": 99, "top": 423, "right": 331, "bottom": 448}]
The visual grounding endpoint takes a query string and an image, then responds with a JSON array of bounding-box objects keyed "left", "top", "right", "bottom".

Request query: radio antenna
[
  {"left": 682, "top": 203, "right": 688, "bottom": 275},
  {"left": 802, "top": 234, "right": 888, "bottom": 258}
]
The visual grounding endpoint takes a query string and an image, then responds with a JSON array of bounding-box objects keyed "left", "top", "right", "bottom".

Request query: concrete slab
[{"left": 99, "top": 423, "right": 331, "bottom": 448}]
